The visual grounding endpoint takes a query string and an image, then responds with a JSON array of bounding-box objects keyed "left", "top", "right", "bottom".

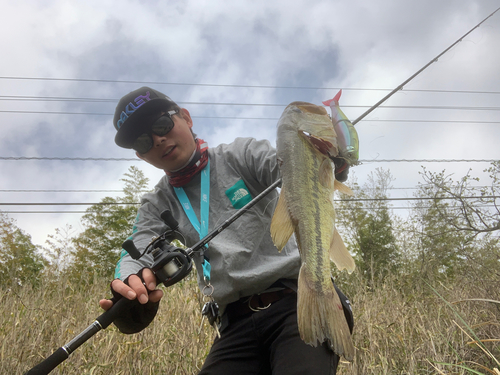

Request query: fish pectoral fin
[
  {"left": 329, "top": 228, "right": 356, "bottom": 274},
  {"left": 270, "top": 189, "right": 294, "bottom": 252},
  {"left": 298, "top": 128, "right": 338, "bottom": 157},
  {"left": 334, "top": 179, "right": 354, "bottom": 196},
  {"left": 319, "top": 158, "right": 335, "bottom": 190}
]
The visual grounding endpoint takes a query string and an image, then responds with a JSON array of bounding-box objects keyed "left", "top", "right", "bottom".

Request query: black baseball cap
[{"left": 113, "top": 87, "right": 179, "bottom": 148}]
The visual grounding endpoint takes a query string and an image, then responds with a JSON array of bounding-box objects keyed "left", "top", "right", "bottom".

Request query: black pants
[{"left": 198, "top": 293, "right": 339, "bottom": 375}]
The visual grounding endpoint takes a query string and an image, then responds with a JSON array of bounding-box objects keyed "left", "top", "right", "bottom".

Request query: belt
[{"left": 225, "top": 288, "right": 296, "bottom": 320}]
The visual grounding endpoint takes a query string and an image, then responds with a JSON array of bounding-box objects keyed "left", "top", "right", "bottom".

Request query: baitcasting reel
[{"left": 121, "top": 210, "right": 193, "bottom": 288}]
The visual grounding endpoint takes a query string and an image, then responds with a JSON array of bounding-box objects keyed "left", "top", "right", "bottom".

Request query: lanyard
[{"left": 173, "top": 160, "right": 211, "bottom": 281}]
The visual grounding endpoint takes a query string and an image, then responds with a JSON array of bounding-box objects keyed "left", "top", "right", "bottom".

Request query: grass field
[{"left": 5, "top": 271, "right": 499, "bottom": 374}]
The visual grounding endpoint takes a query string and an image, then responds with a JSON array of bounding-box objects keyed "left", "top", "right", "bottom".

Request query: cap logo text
[{"left": 116, "top": 91, "right": 152, "bottom": 129}]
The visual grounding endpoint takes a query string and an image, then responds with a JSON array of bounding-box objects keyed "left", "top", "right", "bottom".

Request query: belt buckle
[{"left": 248, "top": 294, "right": 271, "bottom": 312}]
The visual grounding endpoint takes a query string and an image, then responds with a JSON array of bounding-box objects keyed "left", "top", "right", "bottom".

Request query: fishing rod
[
  {"left": 352, "top": 6, "right": 500, "bottom": 125},
  {"left": 24, "top": 178, "right": 281, "bottom": 375}
]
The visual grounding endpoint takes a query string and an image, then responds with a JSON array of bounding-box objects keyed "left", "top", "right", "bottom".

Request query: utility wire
[
  {"left": 2, "top": 76, "right": 500, "bottom": 94},
  {"left": 2, "top": 195, "right": 497, "bottom": 206},
  {"left": 0, "top": 189, "right": 131, "bottom": 193},
  {"left": 4, "top": 205, "right": 499, "bottom": 214},
  {"left": 0, "top": 157, "right": 496, "bottom": 162},
  {"left": 1, "top": 77, "right": 500, "bottom": 96},
  {"left": 1, "top": 186, "right": 491, "bottom": 193},
  {"left": 1, "top": 110, "right": 498, "bottom": 124},
  {"left": 1, "top": 105, "right": 499, "bottom": 116},
  {"left": 2, "top": 95, "right": 500, "bottom": 105}
]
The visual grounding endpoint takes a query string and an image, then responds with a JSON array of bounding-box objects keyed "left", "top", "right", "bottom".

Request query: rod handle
[
  {"left": 96, "top": 296, "right": 136, "bottom": 329},
  {"left": 24, "top": 348, "right": 68, "bottom": 375},
  {"left": 24, "top": 297, "right": 136, "bottom": 374}
]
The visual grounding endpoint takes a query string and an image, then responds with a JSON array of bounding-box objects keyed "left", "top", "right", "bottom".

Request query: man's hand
[{"left": 99, "top": 268, "right": 164, "bottom": 311}]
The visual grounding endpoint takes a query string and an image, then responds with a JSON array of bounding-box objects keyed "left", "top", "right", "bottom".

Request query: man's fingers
[
  {"left": 99, "top": 298, "right": 113, "bottom": 311},
  {"left": 142, "top": 268, "right": 158, "bottom": 291},
  {"left": 127, "top": 274, "right": 149, "bottom": 304},
  {"left": 104, "top": 269, "right": 160, "bottom": 311},
  {"left": 148, "top": 289, "right": 164, "bottom": 304},
  {"left": 111, "top": 278, "right": 137, "bottom": 300}
]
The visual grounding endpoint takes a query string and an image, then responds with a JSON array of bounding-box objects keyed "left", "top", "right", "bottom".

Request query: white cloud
[{"left": 0, "top": 0, "right": 498, "bottom": 246}]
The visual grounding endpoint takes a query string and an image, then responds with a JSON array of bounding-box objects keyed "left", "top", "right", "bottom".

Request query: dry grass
[
  {"left": 336, "top": 272, "right": 500, "bottom": 374},
  {"left": 4, "top": 272, "right": 499, "bottom": 374},
  {"left": 5, "top": 275, "right": 212, "bottom": 375}
]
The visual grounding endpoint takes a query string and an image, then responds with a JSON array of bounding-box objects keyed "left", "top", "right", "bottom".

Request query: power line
[
  {"left": 2, "top": 76, "right": 500, "bottom": 94},
  {"left": 3, "top": 95, "right": 500, "bottom": 106},
  {"left": 0, "top": 185, "right": 493, "bottom": 193},
  {"left": 4, "top": 205, "right": 499, "bottom": 214},
  {"left": 2, "top": 195, "right": 497, "bottom": 206},
  {"left": 0, "top": 157, "right": 496, "bottom": 163},
  {"left": 0, "top": 189, "right": 133, "bottom": 193},
  {"left": 362, "top": 119, "right": 500, "bottom": 124},
  {"left": 360, "top": 159, "right": 498, "bottom": 163},
  {"left": 1, "top": 110, "right": 498, "bottom": 124},
  {"left": 3, "top": 211, "right": 89, "bottom": 214},
  {"left": 0, "top": 157, "right": 138, "bottom": 161},
  {"left": 0, "top": 202, "right": 139, "bottom": 206},
  {"left": 1, "top": 105, "right": 499, "bottom": 117}
]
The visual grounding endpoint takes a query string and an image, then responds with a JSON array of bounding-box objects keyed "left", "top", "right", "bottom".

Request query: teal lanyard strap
[{"left": 174, "top": 160, "right": 211, "bottom": 281}]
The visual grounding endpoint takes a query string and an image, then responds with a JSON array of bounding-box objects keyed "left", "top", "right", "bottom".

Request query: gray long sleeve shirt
[{"left": 115, "top": 137, "right": 301, "bottom": 313}]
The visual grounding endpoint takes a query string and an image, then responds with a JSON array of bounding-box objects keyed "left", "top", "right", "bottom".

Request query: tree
[
  {"left": 0, "top": 212, "right": 44, "bottom": 287},
  {"left": 419, "top": 163, "right": 500, "bottom": 236},
  {"left": 43, "top": 224, "right": 76, "bottom": 276},
  {"left": 336, "top": 168, "right": 399, "bottom": 284},
  {"left": 409, "top": 164, "right": 499, "bottom": 281},
  {"left": 68, "top": 166, "right": 151, "bottom": 281},
  {"left": 411, "top": 185, "right": 472, "bottom": 280}
]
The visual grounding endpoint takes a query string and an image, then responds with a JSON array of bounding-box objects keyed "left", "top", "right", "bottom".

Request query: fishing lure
[{"left": 323, "top": 90, "right": 359, "bottom": 168}]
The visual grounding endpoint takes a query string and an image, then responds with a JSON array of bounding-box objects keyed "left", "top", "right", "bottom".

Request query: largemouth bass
[{"left": 270, "top": 101, "right": 355, "bottom": 360}]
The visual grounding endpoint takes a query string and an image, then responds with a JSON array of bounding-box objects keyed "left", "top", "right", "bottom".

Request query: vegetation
[
  {"left": 1, "top": 164, "right": 498, "bottom": 374},
  {"left": 0, "top": 212, "right": 44, "bottom": 288}
]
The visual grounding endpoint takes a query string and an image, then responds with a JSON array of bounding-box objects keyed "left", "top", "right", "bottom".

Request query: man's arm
[{"left": 100, "top": 198, "right": 170, "bottom": 333}]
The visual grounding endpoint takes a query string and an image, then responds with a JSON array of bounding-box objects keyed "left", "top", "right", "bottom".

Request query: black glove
[{"left": 109, "top": 269, "right": 160, "bottom": 334}]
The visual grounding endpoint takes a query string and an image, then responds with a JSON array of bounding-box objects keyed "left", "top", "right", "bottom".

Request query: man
[{"left": 100, "top": 87, "right": 353, "bottom": 374}]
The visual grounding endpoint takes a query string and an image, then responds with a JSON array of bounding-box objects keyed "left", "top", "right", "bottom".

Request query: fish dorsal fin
[
  {"left": 270, "top": 187, "right": 294, "bottom": 252},
  {"left": 334, "top": 180, "right": 354, "bottom": 196},
  {"left": 329, "top": 228, "right": 355, "bottom": 273}
]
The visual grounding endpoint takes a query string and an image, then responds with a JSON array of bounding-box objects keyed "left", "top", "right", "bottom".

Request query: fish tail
[
  {"left": 297, "top": 265, "right": 355, "bottom": 361},
  {"left": 321, "top": 89, "right": 342, "bottom": 107}
]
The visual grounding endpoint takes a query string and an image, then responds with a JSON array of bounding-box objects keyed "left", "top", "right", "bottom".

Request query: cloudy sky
[{"left": 1, "top": 0, "right": 499, "bottom": 248}]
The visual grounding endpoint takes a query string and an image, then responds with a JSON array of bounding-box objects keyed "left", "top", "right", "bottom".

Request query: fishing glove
[{"left": 109, "top": 268, "right": 160, "bottom": 334}]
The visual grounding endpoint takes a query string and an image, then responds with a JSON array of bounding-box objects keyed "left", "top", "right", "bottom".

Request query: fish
[
  {"left": 323, "top": 90, "right": 359, "bottom": 168},
  {"left": 270, "top": 101, "right": 356, "bottom": 361}
]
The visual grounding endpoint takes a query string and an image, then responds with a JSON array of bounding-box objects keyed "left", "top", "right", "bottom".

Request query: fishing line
[{"left": 352, "top": 7, "right": 500, "bottom": 125}]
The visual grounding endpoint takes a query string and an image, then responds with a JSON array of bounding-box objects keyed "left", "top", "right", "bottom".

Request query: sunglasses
[{"left": 133, "top": 109, "right": 179, "bottom": 154}]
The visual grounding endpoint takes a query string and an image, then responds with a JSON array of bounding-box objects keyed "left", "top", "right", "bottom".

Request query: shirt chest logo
[{"left": 225, "top": 180, "right": 252, "bottom": 209}]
